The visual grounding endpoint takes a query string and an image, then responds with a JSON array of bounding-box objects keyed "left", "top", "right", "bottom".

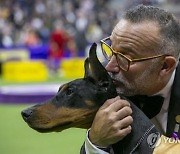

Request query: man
[{"left": 81, "top": 4, "right": 180, "bottom": 154}]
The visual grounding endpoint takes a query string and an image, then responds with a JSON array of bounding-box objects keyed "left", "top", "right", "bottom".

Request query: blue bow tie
[{"left": 128, "top": 95, "right": 164, "bottom": 119}]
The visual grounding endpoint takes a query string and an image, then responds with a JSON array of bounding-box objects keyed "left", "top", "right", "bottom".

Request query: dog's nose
[{"left": 21, "top": 109, "right": 33, "bottom": 121}]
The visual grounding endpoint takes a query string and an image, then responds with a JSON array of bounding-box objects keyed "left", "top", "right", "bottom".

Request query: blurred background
[{"left": 0, "top": 0, "right": 180, "bottom": 154}]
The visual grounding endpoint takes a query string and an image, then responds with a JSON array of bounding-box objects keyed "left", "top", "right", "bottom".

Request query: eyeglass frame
[{"left": 100, "top": 36, "right": 168, "bottom": 71}]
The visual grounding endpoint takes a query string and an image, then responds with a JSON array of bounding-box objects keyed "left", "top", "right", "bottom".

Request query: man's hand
[{"left": 89, "top": 96, "right": 133, "bottom": 147}]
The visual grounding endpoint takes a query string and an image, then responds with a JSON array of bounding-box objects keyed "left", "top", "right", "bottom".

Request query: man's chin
[
  {"left": 116, "top": 88, "right": 136, "bottom": 97},
  {"left": 116, "top": 88, "right": 126, "bottom": 95},
  {"left": 113, "top": 79, "right": 136, "bottom": 96}
]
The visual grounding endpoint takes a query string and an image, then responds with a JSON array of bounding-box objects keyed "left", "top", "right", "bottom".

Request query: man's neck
[{"left": 154, "top": 70, "right": 176, "bottom": 98}]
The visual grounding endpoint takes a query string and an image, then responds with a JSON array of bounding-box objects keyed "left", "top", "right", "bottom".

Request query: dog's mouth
[
  {"left": 22, "top": 104, "right": 98, "bottom": 133},
  {"left": 21, "top": 108, "right": 74, "bottom": 133},
  {"left": 22, "top": 109, "right": 97, "bottom": 133},
  {"left": 30, "top": 121, "right": 73, "bottom": 133},
  {"left": 28, "top": 117, "right": 94, "bottom": 133}
]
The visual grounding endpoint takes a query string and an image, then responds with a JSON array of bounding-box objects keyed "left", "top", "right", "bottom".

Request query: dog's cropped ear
[
  {"left": 85, "top": 43, "right": 111, "bottom": 85},
  {"left": 84, "top": 43, "right": 117, "bottom": 99},
  {"left": 84, "top": 58, "right": 90, "bottom": 78}
]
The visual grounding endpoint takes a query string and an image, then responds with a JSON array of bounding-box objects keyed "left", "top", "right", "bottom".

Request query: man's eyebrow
[{"left": 116, "top": 45, "right": 140, "bottom": 57}]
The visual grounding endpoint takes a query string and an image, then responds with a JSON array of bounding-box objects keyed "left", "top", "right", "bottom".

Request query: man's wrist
[
  {"left": 95, "top": 145, "right": 111, "bottom": 153},
  {"left": 85, "top": 129, "right": 111, "bottom": 154},
  {"left": 88, "top": 129, "right": 111, "bottom": 152}
]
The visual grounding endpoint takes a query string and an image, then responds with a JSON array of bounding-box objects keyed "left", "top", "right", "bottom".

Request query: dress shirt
[
  {"left": 85, "top": 70, "right": 176, "bottom": 154},
  {"left": 151, "top": 70, "right": 175, "bottom": 134}
]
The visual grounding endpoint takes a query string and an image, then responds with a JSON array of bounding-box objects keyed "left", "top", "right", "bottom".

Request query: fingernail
[
  {"left": 114, "top": 96, "right": 120, "bottom": 101},
  {"left": 116, "top": 96, "right": 120, "bottom": 99}
]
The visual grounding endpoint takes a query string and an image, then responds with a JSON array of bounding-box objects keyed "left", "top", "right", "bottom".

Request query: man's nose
[{"left": 105, "top": 55, "right": 119, "bottom": 72}]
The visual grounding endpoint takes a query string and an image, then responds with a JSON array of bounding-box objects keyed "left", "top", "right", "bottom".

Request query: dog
[
  {"left": 21, "top": 43, "right": 117, "bottom": 133},
  {"left": 21, "top": 43, "right": 160, "bottom": 153}
]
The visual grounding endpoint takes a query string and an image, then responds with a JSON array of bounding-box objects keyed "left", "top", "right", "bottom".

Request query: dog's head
[{"left": 21, "top": 43, "right": 117, "bottom": 132}]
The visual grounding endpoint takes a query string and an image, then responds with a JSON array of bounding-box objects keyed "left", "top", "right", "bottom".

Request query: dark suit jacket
[
  {"left": 80, "top": 64, "right": 180, "bottom": 154},
  {"left": 80, "top": 100, "right": 161, "bottom": 154},
  {"left": 166, "top": 63, "right": 180, "bottom": 137}
]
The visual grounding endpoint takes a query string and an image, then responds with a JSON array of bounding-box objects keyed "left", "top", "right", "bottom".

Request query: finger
[
  {"left": 116, "top": 106, "right": 133, "bottom": 120},
  {"left": 108, "top": 99, "right": 130, "bottom": 112},
  {"left": 101, "top": 96, "right": 120, "bottom": 109},
  {"left": 118, "top": 116, "right": 133, "bottom": 129},
  {"left": 117, "top": 125, "right": 132, "bottom": 139}
]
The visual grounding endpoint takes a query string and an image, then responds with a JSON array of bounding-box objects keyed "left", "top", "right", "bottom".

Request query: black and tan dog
[
  {"left": 21, "top": 43, "right": 162, "bottom": 153},
  {"left": 21, "top": 43, "right": 117, "bottom": 133}
]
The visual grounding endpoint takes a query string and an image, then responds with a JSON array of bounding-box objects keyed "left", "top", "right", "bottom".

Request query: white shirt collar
[{"left": 151, "top": 70, "right": 176, "bottom": 134}]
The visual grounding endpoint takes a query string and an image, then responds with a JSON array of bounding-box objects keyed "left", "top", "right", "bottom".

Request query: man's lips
[
  {"left": 112, "top": 78, "right": 119, "bottom": 86},
  {"left": 112, "top": 78, "right": 116, "bottom": 83},
  {"left": 112, "top": 78, "right": 124, "bottom": 87}
]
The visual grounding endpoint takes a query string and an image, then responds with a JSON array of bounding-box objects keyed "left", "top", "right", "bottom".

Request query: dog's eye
[
  {"left": 66, "top": 88, "right": 74, "bottom": 96},
  {"left": 98, "top": 81, "right": 109, "bottom": 91},
  {"left": 99, "top": 81, "right": 109, "bottom": 87}
]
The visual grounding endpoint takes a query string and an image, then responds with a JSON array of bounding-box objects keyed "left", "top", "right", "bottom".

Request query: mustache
[
  {"left": 108, "top": 72, "right": 115, "bottom": 79},
  {"left": 109, "top": 73, "right": 124, "bottom": 84}
]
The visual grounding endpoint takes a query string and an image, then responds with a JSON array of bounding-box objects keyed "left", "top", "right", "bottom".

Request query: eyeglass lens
[{"left": 101, "top": 42, "right": 129, "bottom": 71}]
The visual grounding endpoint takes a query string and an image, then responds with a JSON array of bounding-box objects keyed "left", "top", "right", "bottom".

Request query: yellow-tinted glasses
[{"left": 100, "top": 36, "right": 167, "bottom": 71}]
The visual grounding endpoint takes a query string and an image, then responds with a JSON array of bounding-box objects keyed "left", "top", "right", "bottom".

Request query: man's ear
[{"left": 160, "top": 56, "right": 177, "bottom": 75}]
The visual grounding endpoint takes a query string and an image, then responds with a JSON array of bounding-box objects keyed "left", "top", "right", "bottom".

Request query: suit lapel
[{"left": 166, "top": 64, "right": 180, "bottom": 137}]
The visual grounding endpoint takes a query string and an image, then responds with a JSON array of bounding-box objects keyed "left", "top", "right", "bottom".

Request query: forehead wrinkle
[
  {"left": 111, "top": 33, "right": 142, "bottom": 54},
  {"left": 110, "top": 28, "right": 160, "bottom": 54},
  {"left": 112, "top": 29, "right": 160, "bottom": 48},
  {"left": 111, "top": 30, "right": 144, "bottom": 46},
  {"left": 114, "top": 20, "right": 161, "bottom": 42},
  {"left": 110, "top": 34, "right": 141, "bottom": 56}
]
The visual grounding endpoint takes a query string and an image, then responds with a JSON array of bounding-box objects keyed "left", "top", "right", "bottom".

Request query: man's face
[{"left": 105, "top": 19, "right": 164, "bottom": 96}]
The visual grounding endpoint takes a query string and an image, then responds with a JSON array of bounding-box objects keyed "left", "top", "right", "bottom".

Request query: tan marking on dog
[
  {"left": 53, "top": 107, "right": 98, "bottom": 128},
  {"left": 85, "top": 100, "right": 96, "bottom": 107},
  {"left": 28, "top": 103, "right": 98, "bottom": 131}
]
